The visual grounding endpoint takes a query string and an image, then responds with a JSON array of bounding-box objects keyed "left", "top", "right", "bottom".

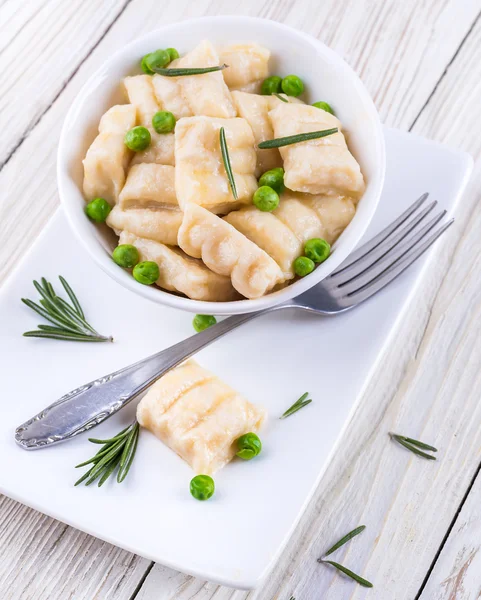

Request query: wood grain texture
[
  {"left": 0, "top": 0, "right": 129, "bottom": 169},
  {"left": 419, "top": 473, "right": 481, "bottom": 600},
  {"left": 413, "top": 13, "right": 481, "bottom": 600},
  {"left": 0, "top": 1, "right": 481, "bottom": 599},
  {"left": 0, "top": 495, "right": 150, "bottom": 600}
]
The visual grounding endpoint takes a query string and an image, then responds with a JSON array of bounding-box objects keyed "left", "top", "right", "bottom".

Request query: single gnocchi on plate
[{"left": 82, "top": 40, "right": 365, "bottom": 301}]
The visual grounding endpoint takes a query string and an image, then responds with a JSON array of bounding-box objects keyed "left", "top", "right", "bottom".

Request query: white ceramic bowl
[{"left": 58, "top": 16, "right": 385, "bottom": 315}]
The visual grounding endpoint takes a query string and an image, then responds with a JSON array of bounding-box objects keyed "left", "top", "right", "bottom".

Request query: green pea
[
  {"left": 294, "top": 256, "right": 315, "bottom": 277},
  {"left": 261, "top": 75, "right": 283, "bottom": 95},
  {"left": 193, "top": 314, "right": 217, "bottom": 333},
  {"left": 166, "top": 47, "right": 179, "bottom": 61},
  {"left": 132, "top": 261, "right": 159, "bottom": 285},
  {"left": 304, "top": 238, "right": 331, "bottom": 263},
  {"left": 145, "top": 48, "right": 170, "bottom": 71},
  {"left": 281, "top": 75, "right": 304, "bottom": 97},
  {"left": 152, "top": 111, "right": 176, "bottom": 134},
  {"left": 312, "top": 101, "right": 334, "bottom": 115},
  {"left": 190, "top": 474, "right": 215, "bottom": 501},
  {"left": 140, "top": 54, "right": 154, "bottom": 75},
  {"left": 236, "top": 432, "right": 262, "bottom": 460},
  {"left": 253, "top": 186, "right": 279, "bottom": 212},
  {"left": 85, "top": 197, "right": 111, "bottom": 222},
  {"left": 124, "top": 126, "right": 151, "bottom": 152},
  {"left": 258, "top": 168, "right": 284, "bottom": 194},
  {"left": 112, "top": 244, "right": 139, "bottom": 269}
]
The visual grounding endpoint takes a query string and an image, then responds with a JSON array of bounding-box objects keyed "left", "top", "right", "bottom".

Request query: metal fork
[{"left": 15, "top": 193, "right": 453, "bottom": 450}]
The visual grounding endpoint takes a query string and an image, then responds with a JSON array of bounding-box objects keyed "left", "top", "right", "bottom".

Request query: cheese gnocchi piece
[
  {"left": 224, "top": 206, "right": 302, "bottom": 279},
  {"left": 144, "top": 379, "right": 233, "bottom": 450},
  {"left": 152, "top": 40, "right": 236, "bottom": 119},
  {"left": 124, "top": 75, "right": 175, "bottom": 167},
  {"left": 219, "top": 43, "right": 270, "bottom": 93},
  {"left": 130, "top": 131, "right": 175, "bottom": 167},
  {"left": 119, "top": 232, "right": 237, "bottom": 301},
  {"left": 175, "top": 116, "right": 257, "bottom": 213},
  {"left": 123, "top": 75, "right": 159, "bottom": 126},
  {"left": 137, "top": 360, "right": 266, "bottom": 474},
  {"left": 83, "top": 104, "right": 136, "bottom": 205},
  {"left": 273, "top": 193, "right": 325, "bottom": 243},
  {"left": 107, "top": 205, "right": 182, "bottom": 246},
  {"left": 268, "top": 103, "right": 365, "bottom": 196},
  {"left": 151, "top": 76, "right": 191, "bottom": 121},
  {"left": 178, "top": 203, "right": 285, "bottom": 298},
  {"left": 118, "top": 164, "right": 177, "bottom": 210},
  {"left": 231, "top": 91, "right": 282, "bottom": 175},
  {"left": 300, "top": 193, "right": 356, "bottom": 244},
  {"left": 137, "top": 361, "right": 214, "bottom": 420},
  {"left": 98, "top": 104, "right": 137, "bottom": 134},
  {"left": 231, "top": 92, "right": 304, "bottom": 175}
]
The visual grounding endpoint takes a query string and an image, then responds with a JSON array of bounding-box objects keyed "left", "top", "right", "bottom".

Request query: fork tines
[{"left": 327, "top": 193, "right": 453, "bottom": 307}]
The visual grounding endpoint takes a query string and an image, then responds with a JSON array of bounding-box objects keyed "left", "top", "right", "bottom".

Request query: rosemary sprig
[
  {"left": 390, "top": 433, "right": 437, "bottom": 460},
  {"left": 220, "top": 126, "right": 238, "bottom": 200},
  {"left": 318, "top": 526, "right": 373, "bottom": 588},
  {"left": 280, "top": 392, "right": 312, "bottom": 419},
  {"left": 151, "top": 64, "right": 228, "bottom": 77},
  {"left": 22, "top": 276, "right": 112, "bottom": 342},
  {"left": 258, "top": 128, "right": 338, "bottom": 149},
  {"left": 321, "top": 525, "right": 366, "bottom": 558},
  {"left": 75, "top": 421, "right": 140, "bottom": 487},
  {"left": 322, "top": 561, "right": 373, "bottom": 588},
  {"left": 273, "top": 93, "right": 289, "bottom": 102}
]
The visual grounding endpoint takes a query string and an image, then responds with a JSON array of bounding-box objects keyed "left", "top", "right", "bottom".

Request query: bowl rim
[{"left": 58, "top": 15, "right": 386, "bottom": 315}]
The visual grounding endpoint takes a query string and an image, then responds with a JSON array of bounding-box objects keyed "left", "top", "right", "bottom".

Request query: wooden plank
[
  {"left": 0, "top": 0, "right": 129, "bottom": 169},
  {"left": 0, "top": 1, "right": 480, "bottom": 599},
  {"left": 413, "top": 15, "right": 481, "bottom": 600},
  {"left": 418, "top": 471, "right": 481, "bottom": 600},
  {"left": 0, "top": 495, "right": 150, "bottom": 600}
]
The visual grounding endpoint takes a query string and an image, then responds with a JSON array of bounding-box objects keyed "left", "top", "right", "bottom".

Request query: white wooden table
[{"left": 1, "top": 1, "right": 481, "bottom": 598}]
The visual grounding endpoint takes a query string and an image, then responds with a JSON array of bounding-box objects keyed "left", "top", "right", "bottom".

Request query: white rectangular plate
[{"left": 0, "top": 128, "right": 472, "bottom": 589}]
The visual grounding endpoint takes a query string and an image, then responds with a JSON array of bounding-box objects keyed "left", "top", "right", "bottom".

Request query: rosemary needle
[
  {"left": 118, "top": 426, "right": 139, "bottom": 483},
  {"left": 321, "top": 525, "right": 366, "bottom": 558},
  {"left": 22, "top": 276, "right": 112, "bottom": 342},
  {"left": 88, "top": 425, "right": 132, "bottom": 444},
  {"left": 273, "top": 93, "right": 289, "bottom": 102},
  {"left": 402, "top": 436, "right": 437, "bottom": 452},
  {"left": 59, "top": 275, "right": 84, "bottom": 318},
  {"left": 220, "top": 126, "right": 238, "bottom": 199},
  {"left": 258, "top": 128, "right": 338, "bottom": 149},
  {"left": 280, "top": 392, "right": 312, "bottom": 419},
  {"left": 390, "top": 433, "right": 437, "bottom": 460},
  {"left": 322, "top": 561, "right": 373, "bottom": 588},
  {"left": 151, "top": 64, "right": 228, "bottom": 76}
]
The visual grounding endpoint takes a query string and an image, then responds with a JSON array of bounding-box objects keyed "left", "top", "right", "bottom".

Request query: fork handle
[{"left": 15, "top": 307, "right": 276, "bottom": 450}]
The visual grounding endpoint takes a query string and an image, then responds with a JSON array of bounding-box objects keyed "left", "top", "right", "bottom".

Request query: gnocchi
[{"left": 82, "top": 40, "right": 365, "bottom": 302}]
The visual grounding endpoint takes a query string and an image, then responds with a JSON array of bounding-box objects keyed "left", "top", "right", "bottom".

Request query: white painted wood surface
[
  {"left": 1, "top": 1, "right": 481, "bottom": 599},
  {"left": 0, "top": 0, "right": 128, "bottom": 168},
  {"left": 419, "top": 473, "right": 481, "bottom": 600}
]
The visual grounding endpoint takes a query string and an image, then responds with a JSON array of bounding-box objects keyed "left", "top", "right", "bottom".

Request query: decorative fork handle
[{"left": 15, "top": 308, "right": 278, "bottom": 449}]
